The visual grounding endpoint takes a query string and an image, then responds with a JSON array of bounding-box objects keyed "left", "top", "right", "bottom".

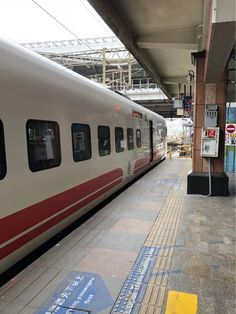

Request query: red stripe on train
[
  {"left": 0, "top": 178, "right": 122, "bottom": 260},
  {"left": 134, "top": 157, "right": 150, "bottom": 174},
  {"left": 0, "top": 168, "right": 123, "bottom": 246}
]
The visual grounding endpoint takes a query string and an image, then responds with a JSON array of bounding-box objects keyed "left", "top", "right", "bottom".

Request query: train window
[
  {"left": 115, "top": 127, "right": 124, "bottom": 153},
  {"left": 136, "top": 129, "right": 141, "bottom": 148},
  {"left": 72, "top": 123, "right": 92, "bottom": 162},
  {"left": 0, "top": 120, "right": 7, "bottom": 180},
  {"left": 98, "top": 126, "right": 111, "bottom": 156},
  {"left": 127, "top": 128, "right": 134, "bottom": 150},
  {"left": 26, "top": 120, "right": 61, "bottom": 172}
]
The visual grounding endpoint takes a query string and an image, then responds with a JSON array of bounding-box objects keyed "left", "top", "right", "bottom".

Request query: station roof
[{"left": 87, "top": 0, "right": 235, "bottom": 100}]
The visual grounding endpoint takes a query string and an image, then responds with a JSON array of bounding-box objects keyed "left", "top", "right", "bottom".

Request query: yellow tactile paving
[
  {"left": 150, "top": 285, "right": 160, "bottom": 305},
  {"left": 139, "top": 304, "right": 148, "bottom": 313},
  {"left": 143, "top": 285, "right": 155, "bottom": 304},
  {"left": 139, "top": 304, "right": 162, "bottom": 314},
  {"left": 142, "top": 162, "right": 189, "bottom": 311},
  {"left": 165, "top": 290, "right": 198, "bottom": 314},
  {"left": 157, "top": 286, "right": 166, "bottom": 307}
]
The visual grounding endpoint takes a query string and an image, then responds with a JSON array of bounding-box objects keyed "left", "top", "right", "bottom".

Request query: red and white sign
[
  {"left": 207, "top": 129, "right": 216, "bottom": 138},
  {"left": 226, "top": 124, "right": 236, "bottom": 134},
  {"left": 225, "top": 124, "right": 236, "bottom": 146}
]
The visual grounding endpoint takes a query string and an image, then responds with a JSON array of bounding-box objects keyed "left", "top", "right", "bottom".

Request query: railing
[{"left": 106, "top": 80, "right": 162, "bottom": 93}]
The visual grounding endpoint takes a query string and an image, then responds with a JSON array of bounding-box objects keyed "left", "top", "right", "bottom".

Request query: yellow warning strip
[{"left": 165, "top": 290, "right": 198, "bottom": 314}]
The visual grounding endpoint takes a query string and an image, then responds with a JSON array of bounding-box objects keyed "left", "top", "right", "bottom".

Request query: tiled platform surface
[
  {"left": 0, "top": 157, "right": 235, "bottom": 314},
  {"left": 169, "top": 171, "right": 236, "bottom": 314}
]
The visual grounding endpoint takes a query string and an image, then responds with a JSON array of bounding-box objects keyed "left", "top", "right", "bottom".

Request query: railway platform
[{"left": 0, "top": 156, "right": 235, "bottom": 314}]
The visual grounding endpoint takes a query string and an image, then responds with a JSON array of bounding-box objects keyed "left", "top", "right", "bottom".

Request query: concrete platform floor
[
  {"left": 0, "top": 156, "right": 235, "bottom": 314},
  {"left": 169, "top": 171, "right": 236, "bottom": 314}
]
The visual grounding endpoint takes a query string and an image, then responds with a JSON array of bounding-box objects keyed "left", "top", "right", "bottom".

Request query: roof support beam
[
  {"left": 136, "top": 27, "right": 198, "bottom": 50},
  {"left": 162, "top": 76, "right": 189, "bottom": 85}
]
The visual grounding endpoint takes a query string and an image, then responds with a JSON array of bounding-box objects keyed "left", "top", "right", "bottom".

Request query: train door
[{"left": 149, "top": 120, "right": 154, "bottom": 162}]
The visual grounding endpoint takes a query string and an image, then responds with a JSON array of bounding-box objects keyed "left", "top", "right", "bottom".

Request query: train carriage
[{"left": 0, "top": 38, "right": 167, "bottom": 275}]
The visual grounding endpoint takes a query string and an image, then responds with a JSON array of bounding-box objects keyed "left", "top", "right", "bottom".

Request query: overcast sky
[{"left": 0, "top": 0, "right": 114, "bottom": 43}]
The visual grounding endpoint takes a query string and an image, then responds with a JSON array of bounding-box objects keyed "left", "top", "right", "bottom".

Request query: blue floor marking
[
  {"left": 49, "top": 306, "right": 90, "bottom": 313},
  {"left": 35, "top": 272, "right": 113, "bottom": 314},
  {"left": 111, "top": 246, "right": 160, "bottom": 314}
]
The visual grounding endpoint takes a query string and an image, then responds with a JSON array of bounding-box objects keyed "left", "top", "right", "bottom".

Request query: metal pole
[
  {"left": 102, "top": 48, "right": 106, "bottom": 85},
  {"left": 207, "top": 158, "right": 212, "bottom": 196},
  {"left": 128, "top": 52, "right": 132, "bottom": 87}
]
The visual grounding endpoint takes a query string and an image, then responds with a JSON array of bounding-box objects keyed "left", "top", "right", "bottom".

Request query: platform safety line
[
  {"left": 141, "top": 175, "right": 187, "bottom": 313},
  {"left": 165, "top": 290, "right": 198, "bottom": 314},
  {"left": 145, "top": 181, "right": 184, "bottom": 247}
]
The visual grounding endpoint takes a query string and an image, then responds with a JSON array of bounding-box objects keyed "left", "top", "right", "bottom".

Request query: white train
[{"left": 0, "top": 38, "right": 167, "bottom": 275}]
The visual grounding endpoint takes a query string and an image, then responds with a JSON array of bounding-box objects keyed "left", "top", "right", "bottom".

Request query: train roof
[{"left": 0, "top": 37, "right": 165, "bottom": 123}]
